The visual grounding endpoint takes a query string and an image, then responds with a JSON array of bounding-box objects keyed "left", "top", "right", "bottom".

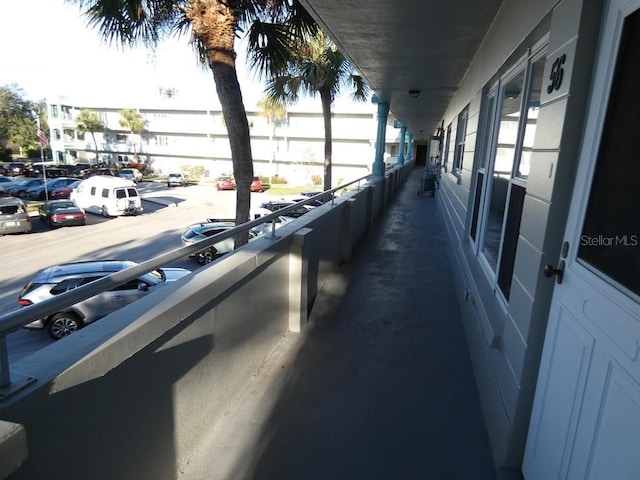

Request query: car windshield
[
  {"left": 183, "top": 228, "right": 203, "bottom": 240},
  {"left": 0, "top": 203, "right": 22, "bottom": 215},
  {"left": 50, "top": 202, "right": 76, "bottom": 211}
]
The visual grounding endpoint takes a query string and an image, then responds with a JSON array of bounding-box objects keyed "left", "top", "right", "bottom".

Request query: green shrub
[{"left": 270, "top": 175, "right": 288, "bottom": 184}]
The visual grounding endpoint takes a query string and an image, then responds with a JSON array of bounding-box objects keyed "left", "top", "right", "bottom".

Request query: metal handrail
[{"left": 0, "top": 173, "right": 373, "bottom": 389}]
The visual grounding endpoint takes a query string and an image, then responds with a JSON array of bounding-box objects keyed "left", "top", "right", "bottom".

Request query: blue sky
[{"left": 0, "top": 0, "right": 266, "bottom": 107}]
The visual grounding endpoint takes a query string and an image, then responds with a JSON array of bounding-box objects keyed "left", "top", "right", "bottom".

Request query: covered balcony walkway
[{"left": 179, "top": 166, "right": 496, "bottom": 479}]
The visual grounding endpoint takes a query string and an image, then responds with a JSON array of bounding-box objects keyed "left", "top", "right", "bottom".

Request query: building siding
[{"left": 434, "top": 0, "right": 605, "bottom": 468}]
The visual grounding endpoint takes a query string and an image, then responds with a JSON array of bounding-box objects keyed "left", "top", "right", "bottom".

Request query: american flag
[{"left": 37, "top": 129, "right": 49, "bottom": 148}]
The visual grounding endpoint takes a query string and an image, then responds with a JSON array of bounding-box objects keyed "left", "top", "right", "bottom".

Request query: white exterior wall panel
[{"left": 436, "top": 0, "right": 605, "bottom": 468}]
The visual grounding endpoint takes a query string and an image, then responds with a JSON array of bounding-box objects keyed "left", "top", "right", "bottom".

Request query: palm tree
[
  {"left": 66, "top": 0, "right": 317, "bottom": 233},
  {"left": 118, "top": 109, "right": 145, "bottom": 163},
  {"left": 256, "top": 96, "right": 286, "bottom": 182},
  {"left": 250, "top": 30, "right": 371, "bottom": 191},
  {"left": 75, "top": 109, "right": 105, "bottom": 165}
]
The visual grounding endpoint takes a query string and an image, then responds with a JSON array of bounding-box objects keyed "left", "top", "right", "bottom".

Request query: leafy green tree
[
  {"left": 66, "top": 0, "right": 317, "bottom": 235},
  {"left": 251, "top": 30, "right": 371, "bottom": 191},
  {"left": 0, "top": 84, "right": 46, "bottom": 157},
  {"left": 76, "top": 109, "right": 105, "bottom": 164},
  {"left": 118, "top": 109, "right": 145, "bottom": 162},
  {"left": 257, "top": 96, "right": 287, "bottom": 125}
]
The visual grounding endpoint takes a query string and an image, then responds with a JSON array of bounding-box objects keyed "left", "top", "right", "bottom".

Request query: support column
[
  {"left": 406, "top": 133, "right": 413, "bottom": 161},
  {"left": 289, "top": 228, "right": 313, "bottom": 332},
  {"left": 371, "top": 95, "right": 389, "bottom": 177},
  {"left": 397, "top": 125, "right": 406, "bottom": 165}
]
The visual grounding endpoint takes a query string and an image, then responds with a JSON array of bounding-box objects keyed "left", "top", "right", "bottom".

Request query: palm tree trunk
[
  {"left": 320, "top": 88, "right": 332, "bottom": 192},
  {"left": 189, "top": 0, "right": 254, "bottom": 244},
  {"left": 90, "top": 132, "right": 98, "bottom": 165},
  {"left": 211, "top": 62, "right": 254, "bottom": 236}
]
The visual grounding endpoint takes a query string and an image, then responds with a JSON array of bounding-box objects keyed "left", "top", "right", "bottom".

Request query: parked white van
[{"left": 71, "top": 175, "right": 143, "bottom": 217}]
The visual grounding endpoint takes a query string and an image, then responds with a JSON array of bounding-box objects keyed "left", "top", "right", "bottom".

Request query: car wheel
[
  {"left": 47, "top": 312, "right": 83, "bottom": 340},
  {"left": 196, "top": 249, "right": 215, "bottom": 265},
  {"left": 102, "top": 205, "right": 110, "bottom": 217},
  {"left": 17, "top": 190, "right": 26, "bottom": 198}
]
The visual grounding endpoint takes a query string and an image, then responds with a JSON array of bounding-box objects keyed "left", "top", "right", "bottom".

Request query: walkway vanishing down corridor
[{"left": 179, "top": 167, "right": 496, "bottom": 480}]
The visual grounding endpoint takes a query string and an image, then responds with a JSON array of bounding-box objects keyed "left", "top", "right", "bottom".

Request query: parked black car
[
  {"left": 66, "top": 164, "right": 92, "bottom": 178},
  {"left": 86, "top": 168, "right": 115, "bottom": 177},
  {"left": 38, "top": 200, "right": 86, "bottom": 228},
  {"left": 28, "top": 165, "right": 69, "bottom": 178},
  {"left": 257, "top": 200, "right": 313, "bottom": 218}
]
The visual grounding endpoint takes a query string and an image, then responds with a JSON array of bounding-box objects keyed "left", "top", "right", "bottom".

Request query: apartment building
[{"left": 46, "top": 92, "right": 403, "bottom": 185}]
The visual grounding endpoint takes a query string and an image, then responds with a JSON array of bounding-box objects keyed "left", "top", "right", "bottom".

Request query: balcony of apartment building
[{"left": 0, "top": 162, "right": 494, "bottom": 479}]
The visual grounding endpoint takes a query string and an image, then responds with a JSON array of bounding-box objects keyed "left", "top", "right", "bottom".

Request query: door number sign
[{"left": 547, "top": 54, "right": 566, "bottom": 93}]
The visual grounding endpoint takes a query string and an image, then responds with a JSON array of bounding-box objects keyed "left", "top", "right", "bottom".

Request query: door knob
[{"left": 543, "top": 260, "right": 565, "bottom": 284}]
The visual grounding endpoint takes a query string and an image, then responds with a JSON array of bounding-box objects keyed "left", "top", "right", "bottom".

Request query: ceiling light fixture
[{"left": 409, "top": 90, "right": 420, "bottom": 98}]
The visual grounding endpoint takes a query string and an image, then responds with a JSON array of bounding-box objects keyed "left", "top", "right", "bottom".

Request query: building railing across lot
[{"left": 0, "top": 161, "right": 413, "bottom": 479}]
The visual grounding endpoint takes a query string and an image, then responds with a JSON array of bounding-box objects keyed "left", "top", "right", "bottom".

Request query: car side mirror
[{"left": 137, "top": 282, "right": 149, "bottom": 292}]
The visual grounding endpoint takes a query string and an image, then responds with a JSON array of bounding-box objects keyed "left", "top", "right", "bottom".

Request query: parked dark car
[
  {"left": 298, "top": 191, "right": 326, "bottom": 206},
  {"left": 28, "top": 164, "right": 68, "bottom": 178},
  {"left": 66, "top": 164, "right": 92, "bottom": 178},
  {"left": 5, "top": 178, "right": 44, "bottom": 198},
  {"left": 0, "top": 197, "right": 32, "bottom": 235},
  {"left": 257, "top": 200, "right": 312, "bottom": 218},
  {"left": 87, "top": 168, "right": 115, "bottom": 177},
  {"left": 6, "top": 162, "right": 27, "bottom": 176},
  {"left": 38, "top": 200, "right": 86, "bottom": 228},
  {"left": 26, "top": 177, "right": 79, "bottom": 200},
  {"left": 180, "top": 221, "right": 260, "bottom": 265}
]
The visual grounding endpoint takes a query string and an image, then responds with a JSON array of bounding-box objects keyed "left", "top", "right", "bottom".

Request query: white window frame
[
  {"left": 452, "top": 106, "right": 469, "bottom": 175},
  {"left": 473, "top": 41, "right": 548, "bottom": 303}
]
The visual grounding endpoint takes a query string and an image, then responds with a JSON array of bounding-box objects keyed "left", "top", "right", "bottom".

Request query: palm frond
[
  {"left": 66, "top": 0, "right": 183, "bottom": 48},
  {"left": 247, "top": 21, "right": 294, "bottom": 78}
]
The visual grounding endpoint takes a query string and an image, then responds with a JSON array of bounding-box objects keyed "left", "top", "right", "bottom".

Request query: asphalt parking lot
[{"left": 1, "top": 180, "right": 272, "bottom": 362}]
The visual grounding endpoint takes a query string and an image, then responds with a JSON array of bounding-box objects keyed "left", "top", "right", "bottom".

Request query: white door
[{"left": 523, "top": 1, "right": 640, "bottom": 479}]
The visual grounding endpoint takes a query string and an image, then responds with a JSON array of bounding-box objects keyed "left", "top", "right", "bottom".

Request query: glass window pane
[
  {"left": 495, "top": 71, "right": 525, "bottom": 176},
  {"left": 481, "top": 69, "right": 525, "bottom": 271},
  {"left": 578, "top": 10, "right": 640, "bottom": 297},
  {"left": 479, "top": 94, "right": 497, "bottom": 169},
  {"left": 470, "top": 172, "right": 485, "bottom": 241},
  {"left": 482, "top": 172, "right": 509, "bottom": 271},
  {"left": 498, "top": 184, "right": 526, "bottom": 299},
  {"left": 518, "top": 56, "right": 546, "bottom": 178}
]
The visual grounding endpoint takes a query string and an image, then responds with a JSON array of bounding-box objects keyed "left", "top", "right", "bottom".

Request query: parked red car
[
  {"left": 216, "top": 176, "right": 235, "bottom": 191},
  {"left": 50, "top": 180, "right": 81, "bottom": 200},
  {"left": 250, "top": 176, "right": 264, "bottom": 192}
]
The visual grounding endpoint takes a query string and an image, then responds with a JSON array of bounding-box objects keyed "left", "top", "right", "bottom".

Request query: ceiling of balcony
[{"left": 299, "top": 0, "right": 504, "bottom": 141}]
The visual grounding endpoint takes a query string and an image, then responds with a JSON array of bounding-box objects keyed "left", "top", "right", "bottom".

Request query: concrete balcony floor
[{"left": 179, "top": 167, "right": 496, "bottom": 480}]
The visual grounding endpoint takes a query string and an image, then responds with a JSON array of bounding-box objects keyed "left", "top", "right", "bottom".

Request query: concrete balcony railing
[{"left": 0, "top": 162, "right": 413, "bottom": 479}]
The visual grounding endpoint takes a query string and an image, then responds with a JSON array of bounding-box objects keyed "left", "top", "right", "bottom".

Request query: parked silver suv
[{"left": 20, "top": 260, "right": 190, "bottom": 340}]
